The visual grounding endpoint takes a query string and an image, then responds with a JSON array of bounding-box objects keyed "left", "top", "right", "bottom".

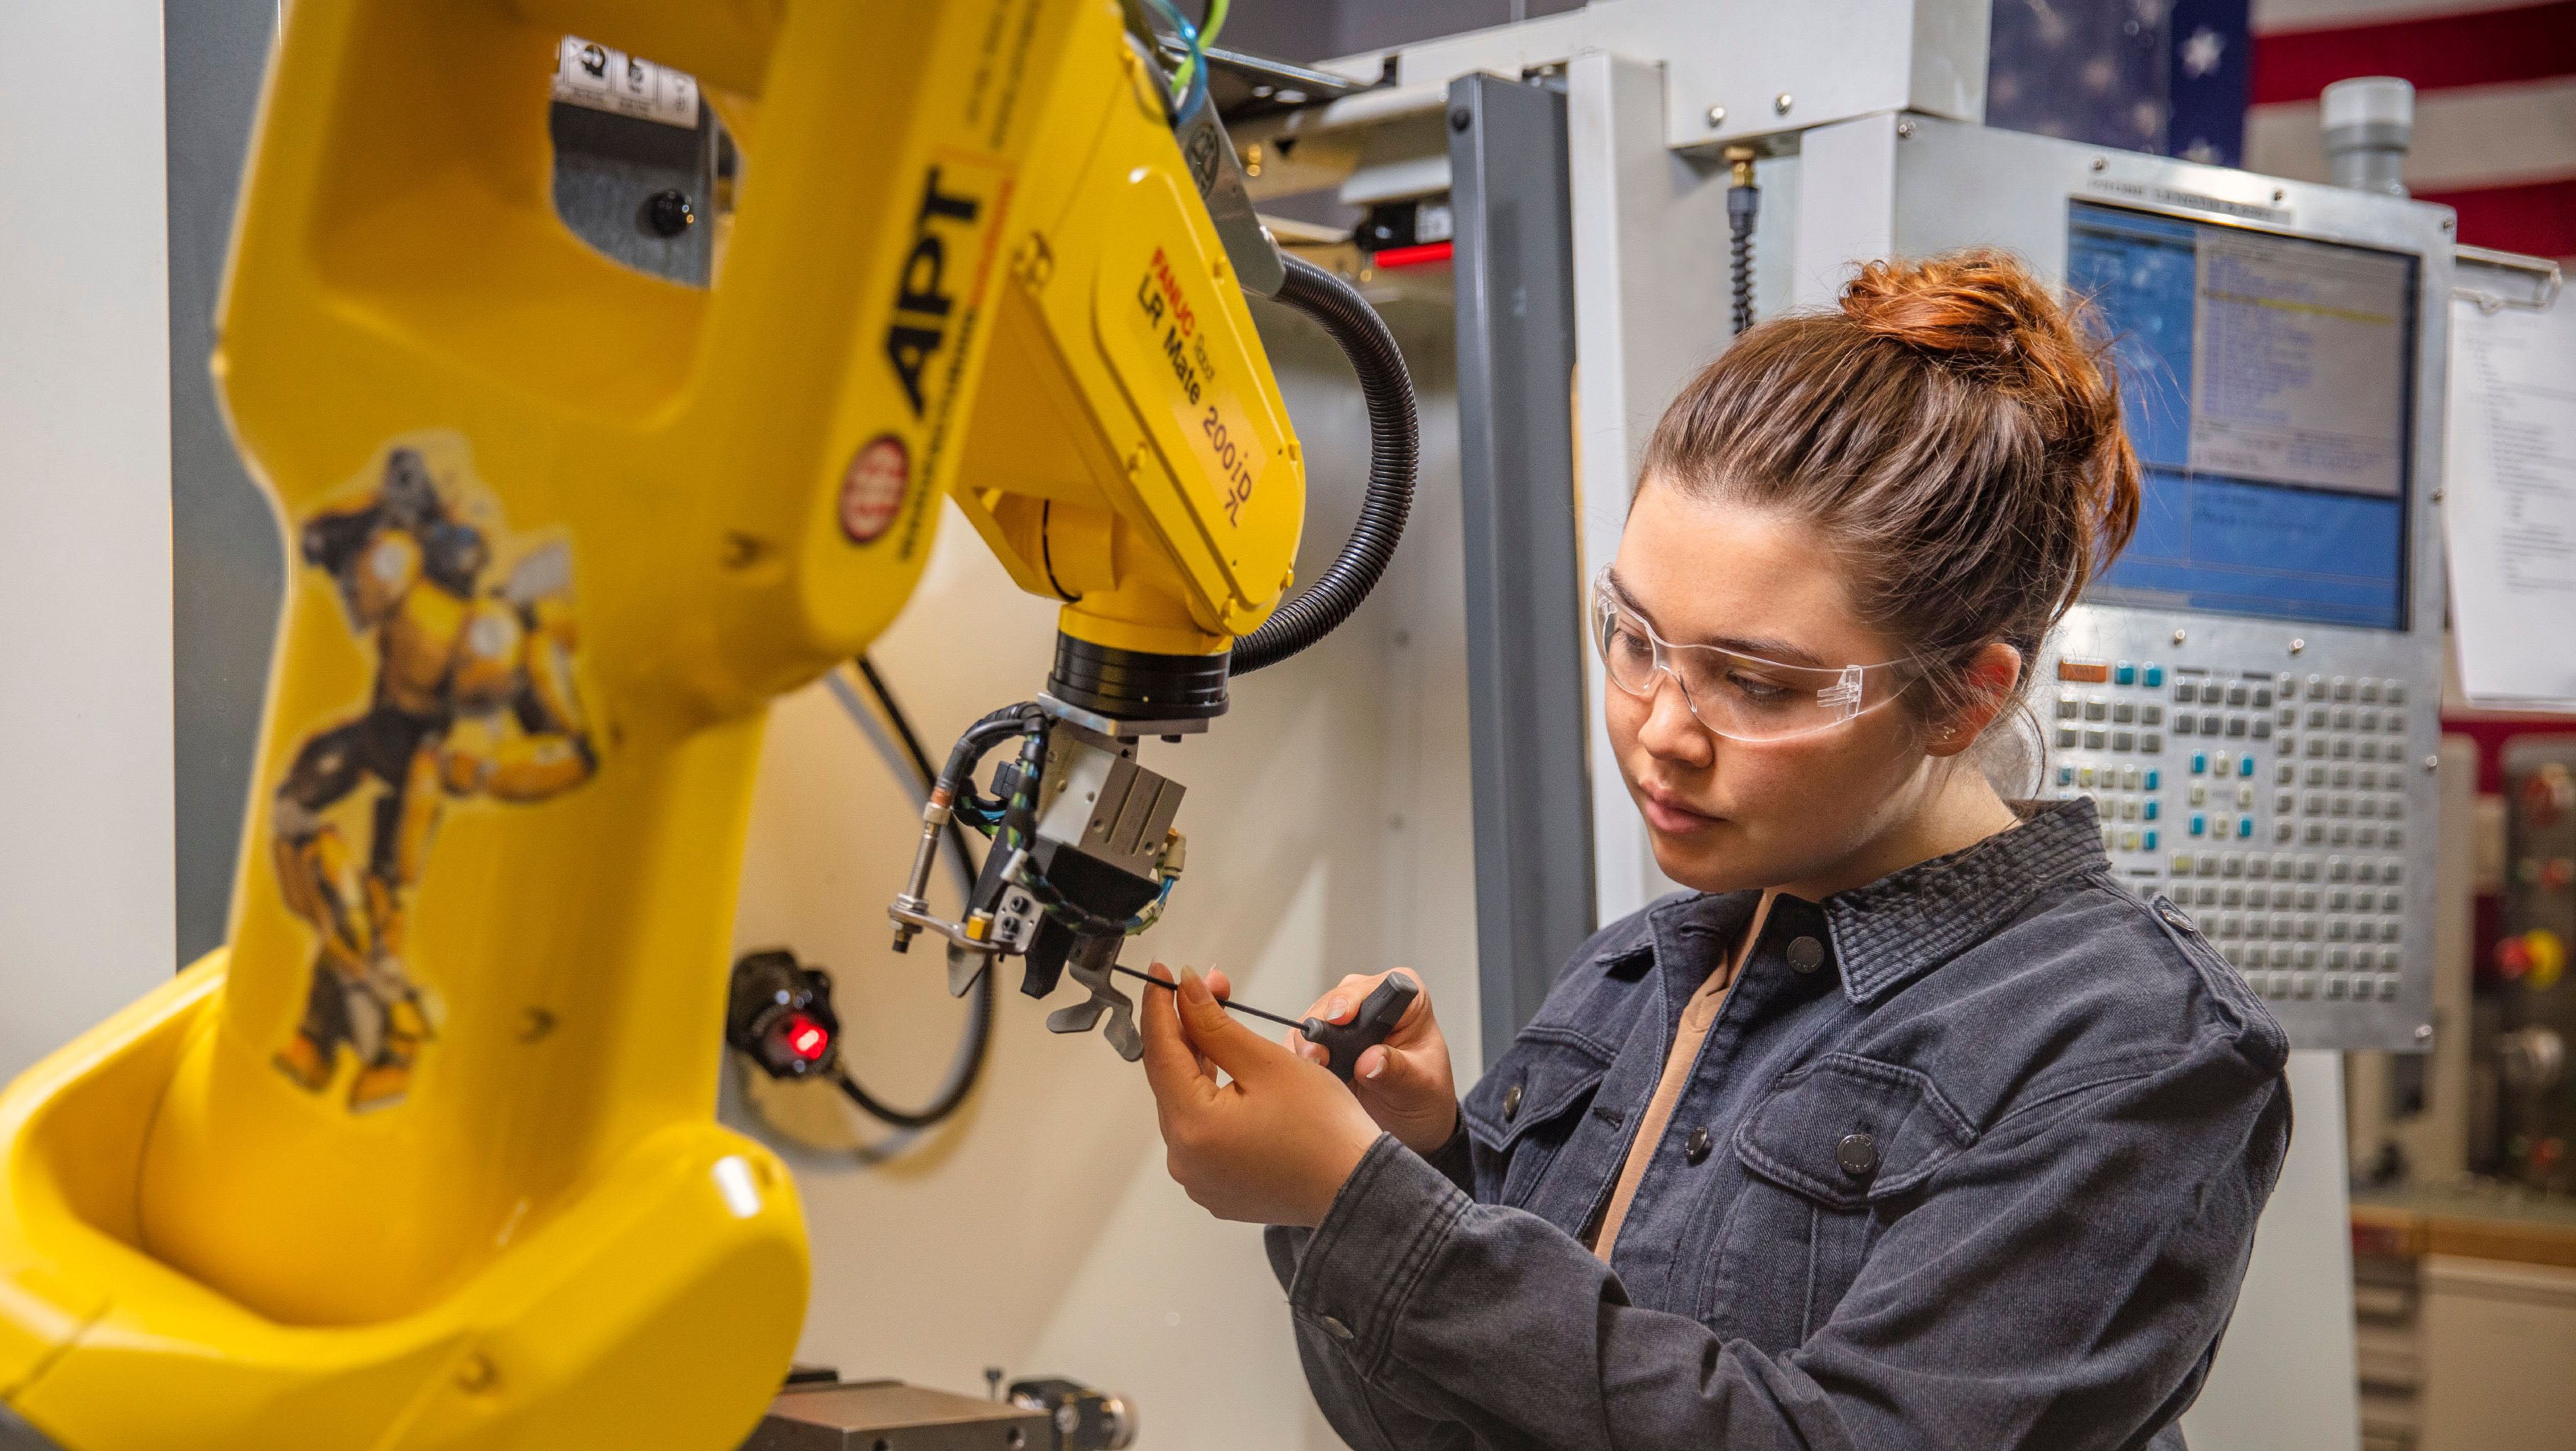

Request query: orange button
[{"left": 2056, "top": 659, "right": 2111, "bottom": 683}]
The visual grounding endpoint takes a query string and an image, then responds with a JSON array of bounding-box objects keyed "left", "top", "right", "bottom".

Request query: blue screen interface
[{"left": 2067, "top": 202, "right": 2418, "bottom": 630}]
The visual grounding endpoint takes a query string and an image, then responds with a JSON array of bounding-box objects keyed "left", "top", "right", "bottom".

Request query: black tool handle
[{"left": 1301, "top": 975, "right": 1420, "bottom": 1083}]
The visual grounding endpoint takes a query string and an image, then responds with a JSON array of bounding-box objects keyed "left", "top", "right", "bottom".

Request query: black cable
[
  {"left": 831, "top": 656, "right": 995, "bottom": 1132},
  {"left": 1228, "top": 253, "right": 1418, "bottom": 675},
  {"left": 859, "top": 656, "right": 982, "bottom": 880},
  {"left": 1726, "top": 151, "right": 1759, "bottom": 338}
]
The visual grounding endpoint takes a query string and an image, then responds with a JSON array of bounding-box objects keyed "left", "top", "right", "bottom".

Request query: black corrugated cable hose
[
  {"left": 832, "top": 657, "right": 995, "bottom": 1132},
  {"left": 1728, "top": 177, "right": 1759, "bottom": 337},
  {"left": 1228, "top": 253, "right": 1419, "bottom": 675}
]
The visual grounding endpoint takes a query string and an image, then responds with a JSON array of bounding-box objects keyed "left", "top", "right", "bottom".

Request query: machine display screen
[{"left": 2067, "top": 201, "right": 2418, "bottom": 630}]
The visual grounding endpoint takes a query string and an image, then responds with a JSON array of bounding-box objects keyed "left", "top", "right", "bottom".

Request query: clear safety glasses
[{"left": 1590, "top": 569, "right": 1919, "bottom": 743}]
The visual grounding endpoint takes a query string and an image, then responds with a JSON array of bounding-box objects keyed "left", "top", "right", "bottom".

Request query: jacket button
[
  {"left": 1786, "top": 936, "right": 1825, "bottom": 973},
  {"left": 1837, "top": 1132, "right": 1879, "bottom": 1179},
  {"left": 1502, "top": 1083, "right": 1524, "bottom": 1122},
  {"left": 1684, "top": 1126, "right": 1712, "bottom": 1164}
]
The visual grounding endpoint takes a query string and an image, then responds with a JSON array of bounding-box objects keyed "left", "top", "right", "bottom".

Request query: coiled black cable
[
  {"left": 1728, "top": 180, "right": 1759, "bottom": 337},
  {"left": 828, "top": 659, "right": 998, "bottom": 1132},
  {"left": 1228, "top": 253, "right": 1418, "bottom": 675}
]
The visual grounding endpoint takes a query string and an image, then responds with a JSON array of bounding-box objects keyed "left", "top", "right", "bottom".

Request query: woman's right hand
[{"left": 1290, "top": 970, "right": 1458, "bottom": 1156}]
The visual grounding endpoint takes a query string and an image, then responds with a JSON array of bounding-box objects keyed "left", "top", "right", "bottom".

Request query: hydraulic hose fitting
[{"left": 891, "top": 787, "right": 954, "bottom": 953}]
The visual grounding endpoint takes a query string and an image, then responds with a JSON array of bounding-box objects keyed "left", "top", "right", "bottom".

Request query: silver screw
[
  {"left": 2273, "top": 187, "right": 2286, "bottom": 204},
  {"left": 2430, "top": 488, "right": 2445, "bottom": 503},
  {"left": 1706, "top": 104, "right": 1727, "bottom": 128},
  {"left": 2092, "top": 155, "right": 2110, "bottom": 172},
  {"left": 2289, "top": 637, "right": 2305, "bottom": 655},
  {"left": 1774, "top": 92, "right": 1794, "bottom": 115},
  {"left": 2423, "top": 754, "right": 2440, "bottom": 772},
  {"left": 1895, "top": 119, "right": 1916, "bottom": 138},
  {"left": 2172, "top": 628, "right": 2188, "bottom": 645},
  {"left": 2415, "top": 1024, "right": 2434, "bottom": 1044}
]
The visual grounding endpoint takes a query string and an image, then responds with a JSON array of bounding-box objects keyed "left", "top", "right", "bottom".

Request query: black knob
[
  {"left": 1683, "top": 1126, "right": 1712, "bottom": 1164},
  {"left": 643, "top": 189, "right": 695, "bottom": 237},
  {"left": 1837, "top": 1132, "right": 1879, "bottom": 1179},
  {"left": 1502, "top": 1083, "right": 1524, "bottom": 1122}
]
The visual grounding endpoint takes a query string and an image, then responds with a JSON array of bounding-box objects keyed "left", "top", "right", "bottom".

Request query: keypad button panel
[{"left": 2048, "top": 651, "right": 2428, "bottom": 1039}]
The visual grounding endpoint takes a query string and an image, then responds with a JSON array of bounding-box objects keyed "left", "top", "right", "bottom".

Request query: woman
[{"left": 1140, "top": 252, "right": 2290, "bottom": 1450}]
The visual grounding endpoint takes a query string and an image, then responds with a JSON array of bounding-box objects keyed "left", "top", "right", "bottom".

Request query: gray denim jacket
[{"left": 1266, "top": 799, "right": 2291, "bottom": 1450}]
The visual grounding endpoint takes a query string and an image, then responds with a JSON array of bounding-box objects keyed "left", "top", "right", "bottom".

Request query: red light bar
[{"left": 1372, "top": 241, "right": 1453, "bottom": 270}]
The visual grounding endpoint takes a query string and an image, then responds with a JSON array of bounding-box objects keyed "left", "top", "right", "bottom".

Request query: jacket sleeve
[
  {"left": 1272, "top": 1044, "right": 2290, "bottom": 1451},
  {"left": 1260, "top": 1115, "right": 1478, "bottom": 1451}
]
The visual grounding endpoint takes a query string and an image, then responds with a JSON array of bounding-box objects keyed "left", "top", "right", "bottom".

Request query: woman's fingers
[
  {"left": 1304, "top": 969, "right": 1431, "bottom": 1029},
  {"left": 1301, "top": 972, "right": 1382, "bottom": 1025},
  {"left": 1173, "top": 968, "right": 1291, "bottom": 1083},
  {"left": 1138, "top": 963, "right": 1214, "bottom": 1111}
]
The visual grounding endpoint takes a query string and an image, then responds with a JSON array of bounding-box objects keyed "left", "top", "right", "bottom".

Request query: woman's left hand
[{"left": 1140, "top": 963, "right": 1385, "bottom": 1227}]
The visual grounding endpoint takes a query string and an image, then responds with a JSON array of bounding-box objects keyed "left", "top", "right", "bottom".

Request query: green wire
[{"left": 1161, "top": 0, "right": 1219, "bottom": 104}]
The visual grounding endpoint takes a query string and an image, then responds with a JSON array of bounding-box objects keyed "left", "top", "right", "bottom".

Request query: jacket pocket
[
  {"left": 1705, "top": 1053, "right": 1977, "bottom": 1342},
  {"left": 1462, "top": 1028, "right": 1614, "bottom": 1211},
  {"left": 1732, "top": 1051, "right": 1976, "bottom": 1209}
]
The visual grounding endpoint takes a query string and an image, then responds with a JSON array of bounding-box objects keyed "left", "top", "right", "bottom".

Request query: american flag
[
  {"left": 2246, "top": 0, "right": 2575, "bottom": 265},
  {"left": 1978, "top": 0, "right": 2565, "bottom": 264},
  {"left": 1987, "top": 0, "right": 2572, "bottom": 264}
]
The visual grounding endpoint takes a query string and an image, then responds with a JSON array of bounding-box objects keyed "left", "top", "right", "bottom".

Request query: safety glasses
[{"left": 1590, "top": 569, "right": 1919, "bottom": 743}]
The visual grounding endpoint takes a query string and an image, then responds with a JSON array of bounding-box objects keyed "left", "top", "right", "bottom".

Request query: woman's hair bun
[{"left": 1838, "top": 250, "right": 2087, "bottom": 383}]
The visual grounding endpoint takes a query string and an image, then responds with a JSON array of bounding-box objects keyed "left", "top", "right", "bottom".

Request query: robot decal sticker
[{"left": 269, "top": 435, "right": 600, "bottom": 1111}]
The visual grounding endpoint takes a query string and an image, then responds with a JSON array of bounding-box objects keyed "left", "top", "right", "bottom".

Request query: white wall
[
  {"left": 2181, "top": 1051, "right": 2365, "bottom": 1451},
  {"left": 0, "top": 4, "right": 176, "bottom": 1082},
  {"left": 727, "top": 297, "right": 1476, "bottom": 1450}
]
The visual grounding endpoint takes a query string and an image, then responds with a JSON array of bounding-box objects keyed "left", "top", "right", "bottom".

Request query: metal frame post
[{"left": 1447, "top": 72, "right": 1596, "bottom": 1063}]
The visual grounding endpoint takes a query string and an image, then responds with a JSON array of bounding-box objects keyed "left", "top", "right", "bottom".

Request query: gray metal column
[
  {"left": 1447, "top": 73, "right": 1595, "bottom": 1066},
  {"left": 168, "top": 0, "right": 285, "bottom": 965}
]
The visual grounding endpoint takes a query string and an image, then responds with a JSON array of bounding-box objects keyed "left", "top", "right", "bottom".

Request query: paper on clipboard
[{"left": 2445, "top": 278, "right": 2576, "bottom": 711}]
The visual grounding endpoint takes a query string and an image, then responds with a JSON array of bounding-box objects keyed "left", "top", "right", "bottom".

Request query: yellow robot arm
[{"left": 0, "top": 4, "right": 1413, "bottom": 1450}]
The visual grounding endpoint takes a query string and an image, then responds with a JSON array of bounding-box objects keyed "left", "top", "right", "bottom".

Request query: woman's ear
[{"left": 1926, "top": 642, "right": 2024, "bottom": 758}]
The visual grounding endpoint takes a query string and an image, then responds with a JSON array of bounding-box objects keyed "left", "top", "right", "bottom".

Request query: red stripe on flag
[
  {"left": 2251, "top": 1, "right": 2576, "bottom": 104},
  {"left": 2418, "top": 175, "right": 2576, "bottom": 258}
]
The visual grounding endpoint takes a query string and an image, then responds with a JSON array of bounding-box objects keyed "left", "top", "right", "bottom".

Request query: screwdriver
[{"left": 1108, "top": 964, "right": 1420, "bottom": 1083}]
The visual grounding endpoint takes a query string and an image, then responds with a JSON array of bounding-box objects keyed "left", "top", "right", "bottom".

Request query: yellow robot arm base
[{"left": 0, "top": 956, "right": 806, "bottom": 1451}]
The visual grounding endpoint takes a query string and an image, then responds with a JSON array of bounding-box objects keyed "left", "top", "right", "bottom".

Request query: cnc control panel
[
  {"left": 1883, "top": 118, "right": 2457, "bottom": 1048},
  {"left": 2043, "top": 651, "right": 2423, "bottom": 1008}
]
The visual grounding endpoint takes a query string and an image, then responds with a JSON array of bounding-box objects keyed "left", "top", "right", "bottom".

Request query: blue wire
[{"left": 1142, "top": 0, "right": 1209, "bottom": 121}]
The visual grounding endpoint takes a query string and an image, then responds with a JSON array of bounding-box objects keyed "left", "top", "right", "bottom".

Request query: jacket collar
[
  {"left": 1821, "top": 796, "right": 2107, "bottom": 1004},
  {"left": 1638, "top": 796, "right": 2109, "bottom": 1007}
]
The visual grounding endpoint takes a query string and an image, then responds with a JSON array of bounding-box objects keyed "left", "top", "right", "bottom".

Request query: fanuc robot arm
[{"left": 0, "top": 4, "right": 1412, "bottom": 1449}]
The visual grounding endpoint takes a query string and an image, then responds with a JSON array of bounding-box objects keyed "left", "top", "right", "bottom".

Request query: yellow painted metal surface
[{"left": 0, "top": 1, "right": 1306, "bottom": 1445}]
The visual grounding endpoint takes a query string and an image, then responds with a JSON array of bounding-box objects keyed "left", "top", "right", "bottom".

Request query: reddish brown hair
[{"left": 1642, "top": 249, "right": 2141, "bottom": 734}]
